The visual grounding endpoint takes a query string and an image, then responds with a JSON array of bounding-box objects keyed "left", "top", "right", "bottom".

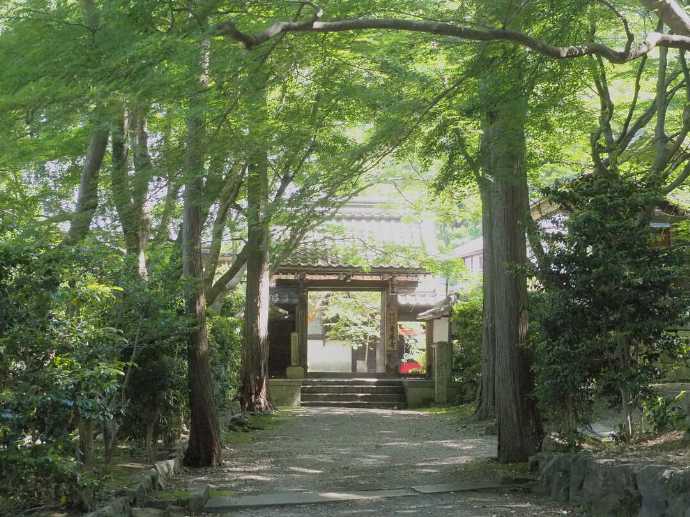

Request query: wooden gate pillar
[
  {"left": 296, "top": 279, "right": 308, "bottom": 371},
  {"left": 384, "top": 280, "right": 400, "bottom": 375}
]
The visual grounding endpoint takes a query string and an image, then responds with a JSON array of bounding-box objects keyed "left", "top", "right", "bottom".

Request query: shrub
[
  {"left": 533, "top": 174, "right": 690, "bottom": 440},
  {"left": 450, "top": 289, "right": 482, "bottom": 399},
  {"left": 641, "top": 391, "right": 688, "bottom": 434},
  {"left": 0, "top": 237, "right": 125, "bottom": 510}
]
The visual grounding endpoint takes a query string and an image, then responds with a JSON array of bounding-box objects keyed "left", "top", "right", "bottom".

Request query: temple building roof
[{"left": 275, "top": 199, "right": 438, "bottom": 276}]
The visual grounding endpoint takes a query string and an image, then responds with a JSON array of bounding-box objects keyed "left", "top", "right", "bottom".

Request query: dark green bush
[
  {"left": 533, "top": 174, "right": 690, "bottom": 440},
  {"left": 208, "top": 292, "right": 244, "bottom": 412},
  {"left": 641, "top": 392, "right": 688, "bottom": 434},
  {"left": 450, "top": 289, "right": 482, "bottom": 400}
]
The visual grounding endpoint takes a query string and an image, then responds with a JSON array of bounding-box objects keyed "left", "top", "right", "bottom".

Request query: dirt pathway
[{"left": 174, "top": 407, "right": 571, "bottom": 515}]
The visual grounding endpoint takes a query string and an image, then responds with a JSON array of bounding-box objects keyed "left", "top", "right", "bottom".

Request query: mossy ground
[
  {"left": 417, "top": 403, "right": 476, "bottom": 418},
  {"left": 222, "top": 410, "right": 293, "bottom": 446}
]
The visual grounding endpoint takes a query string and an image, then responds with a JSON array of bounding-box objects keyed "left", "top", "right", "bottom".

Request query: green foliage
[
  {"left": 0, "top": 447, "right": 83, "bottom": 514},
  {"left": 208, "top": 293, "right": 244, "bottom": 411},
  {"left": 533, "top": 173, "right": 690, "bottom": 439},
  {"left": 0, "top": 230, "right": 198, "bottom": 510},
  {"left": 111, "top": 256, "right": 190, "bottom": 447},
  {"left": 0, "top": 234, "right": 126, "bottom": 511},
  {"left": 641, "top": 392, "right": 688, "bottom": 435},
  {"left": 450, "top": 289, "right": 483, "bottom": 397},
  {"left": 317, "top": 291, "right": 382, "bottom": 351}
]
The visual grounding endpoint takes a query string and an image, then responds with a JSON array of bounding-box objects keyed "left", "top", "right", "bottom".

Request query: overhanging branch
[{"left": 215, "top": 17, "right": 690, "bottom": 63}]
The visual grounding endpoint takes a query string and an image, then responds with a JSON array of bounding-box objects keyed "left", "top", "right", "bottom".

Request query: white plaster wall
[
  {"left": 433, "top": 317, "right": 449, "bottom": 343},
  {"left": 307, "top": 339, "right": 351, "bottom": 372}
]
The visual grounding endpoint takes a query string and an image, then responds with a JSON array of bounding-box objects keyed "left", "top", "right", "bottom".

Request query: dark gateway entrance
[{"left": 267, "top": 265, "right": 437, "bottom": 378}]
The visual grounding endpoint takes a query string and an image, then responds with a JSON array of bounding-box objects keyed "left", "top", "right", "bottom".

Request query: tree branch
[
  {"left": 617, "top": 55, "right": 647, "bottom": 146},
  {"left": 662, "top": 159, "right": 690, "bottom": 193},
  {"left": 640, "top": 0, "right": 690, "bottom": 36},
  {"left": 204, "top": 163, "right": 246, "bottom": 287},
  {"left": 206, "top": 243, "right": 248, "bottom": 306},
  {"left": 215, "top": 16, "right": 690, "bottom": 63}
]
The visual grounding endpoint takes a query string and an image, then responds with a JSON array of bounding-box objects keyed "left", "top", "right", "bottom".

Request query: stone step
[
  {"left": 301, "top": 385, "right": 404, "bottom": 394},
  {"left": 300, "top": 378, "right": 407, "bottom": 409},
  {"left": 306, "top": 372, "right": 394, "bottom": 379},
  {"left": 300, "top": 400, "right": 405, "bottom": 409},
  {"left": 301, "top": 378, "right": 403, "bottom": 387},
  {"left": 301, "top": 393, "right": 405, "bottom": 403}
]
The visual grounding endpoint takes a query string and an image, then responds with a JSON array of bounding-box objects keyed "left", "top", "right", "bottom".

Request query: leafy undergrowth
[
  {"left": 591, "top": 430, "right": 690, "bottom": 466},
  {"left": 0, "top": 443, "right": 176, "bottom": 517}
]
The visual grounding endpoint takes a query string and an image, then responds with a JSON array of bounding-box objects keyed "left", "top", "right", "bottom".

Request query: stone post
[
  {"left": 432, "top": 316, "right": 451, "bottom": 404},
  {"left": 433, "top": 341, "right": 452, "bottom": 404},
  {"left": 286, "top": 331, "right": 304, "bottom": 378}
]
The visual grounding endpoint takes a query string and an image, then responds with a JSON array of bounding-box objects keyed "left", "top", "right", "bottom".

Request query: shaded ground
[
  {"left": 590, "top": 430, "right": 690, "bottom": 467},
  {"left": 163, "top": 406, "right": 572, "bottom": 516}
]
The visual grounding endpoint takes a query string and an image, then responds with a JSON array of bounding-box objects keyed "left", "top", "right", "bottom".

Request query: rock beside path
[{"left": 531, "top": 452, "right": 690, "bottom": 516}]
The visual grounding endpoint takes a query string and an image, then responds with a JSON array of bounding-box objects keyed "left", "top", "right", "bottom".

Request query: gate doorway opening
[{"left": 306, "top": 290, "right": 384, "bottom": 374}]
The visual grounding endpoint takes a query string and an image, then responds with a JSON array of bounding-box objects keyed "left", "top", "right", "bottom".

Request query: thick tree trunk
[
  {"left": 64, "top": 121, "right": 109, "bottom": 244},
  {"left": 475, "top": 177, "right": 496, "bottom": 420},
  {"left": 481, "top": 90, "right": 542, "bottom": 463},
  {"left": 77, "top": 417, "right": 95, "bottom": 465},
  {"left": 240, "top": 157, "right": 272, "bottom": 413},
  {"left": 182, "top": 38, "right": 222, "bottom": 468}
]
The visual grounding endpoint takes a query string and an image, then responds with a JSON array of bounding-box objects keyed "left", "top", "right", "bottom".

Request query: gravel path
[{"left": 175, "top": 407, "right": 572, "bottom": 516}]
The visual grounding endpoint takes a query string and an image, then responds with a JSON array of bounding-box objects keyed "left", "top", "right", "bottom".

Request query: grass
[
  {"left": 440, "top": 457, "right": 535, "bottom": 485},
  {"left": 222, "top": 410, "right": 292, "bottom": 446},
  {"left": 417, "top": 403, "right": 476, "bottom": 418},
  {"left": 209, "top": 488, "right": 236, "bottom": 497},
  {"left": 153, "top": 488, "right": 190, "bottom": 502}
]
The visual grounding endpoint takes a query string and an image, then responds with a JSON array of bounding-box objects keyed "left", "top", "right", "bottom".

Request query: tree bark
[
  {"left": 475, "top": 177, "right": 496, "bottom": 420},
  {"left": 207, "top": 244, "right": 248, "bottom": 307},
  {"left": 64, "top": 120, "right": 109, "bottom": 244},
  {"left": 111, "top": 108, "right": 152, "bottom": 279},
  {"left": 481, "top": 87, "right": 542, "bottom": 463},
  {"left": 640, "top": 0, "right": 690, "bottom": 36},
  {"left": 216, "top": 12, "right": 685, "bottom": 63},
  {"left": 240, "top": 155, "right": 272, "bottom": 413},
  {"left": 182, "top": 37, "right": 222, "bottom": 467}
]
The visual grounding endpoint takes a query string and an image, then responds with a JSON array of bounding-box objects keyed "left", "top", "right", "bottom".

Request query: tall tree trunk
[
  {"left": 111, "top": 108, "right": 151, "bottom": 279},
  {"left": 130, "top": 108, "right": 153, "bottom": 279},
  {"left": 481, "top": 87, "right": 542, "bottom": 463},
  {"left": 64, "top": 0, "right": 107, "bottom": 245},
  {"left": 475, "top": 177, "right": 496, "bottom": 420},
  {"left": 240, "top": 155, "right": 272, "bottom": 413},
  {"left": 182, "top": 37, "right": 222, "bottom": 467},
  {"left": 64, "top": 120, "right": 109, "bottom": 244}
]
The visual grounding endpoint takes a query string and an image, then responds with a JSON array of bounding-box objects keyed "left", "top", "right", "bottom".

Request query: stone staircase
[{"left": 300, "top": 378, "right": 406, "bottom": 409}]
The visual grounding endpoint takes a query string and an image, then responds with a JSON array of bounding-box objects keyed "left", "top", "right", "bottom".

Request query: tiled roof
[
  {"left": 417, "top": 293, "right": 460, "bottom": 320},
  {"left": 277, "top": 200, "right": 436, "bottom": 273},
  {"left": 271, "top": 285, "right": 445, "bottom": 310},
  {"left": 278, "top": 245, "right": 426, "bottom": 273}
]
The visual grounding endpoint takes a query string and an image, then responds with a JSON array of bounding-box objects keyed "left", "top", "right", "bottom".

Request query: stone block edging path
[
  {"left": 84, "top": 443, "right": 188, "bottom": 517},
  {"left": 204, "top": 480, "right": 532, "bottom": 511},
  {"left": 531, "top": 452, "right": 690, "bottom": 517}
]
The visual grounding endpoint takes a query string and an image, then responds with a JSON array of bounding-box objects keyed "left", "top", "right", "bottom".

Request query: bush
[
  {"left": 641, "top": 391, "right": 688, "bottom": 434},
  {"left": 533, "top": 174, "right": 690, "bottom": 440},
  {"left": 207, "top": 290, "right": 244, "bottom": 413},
  {"left": 0, "top": 237, "right": 125, "bottom": 511},
  {"left": 450, "top": 289, "right": 482, "bottom": 400}
]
